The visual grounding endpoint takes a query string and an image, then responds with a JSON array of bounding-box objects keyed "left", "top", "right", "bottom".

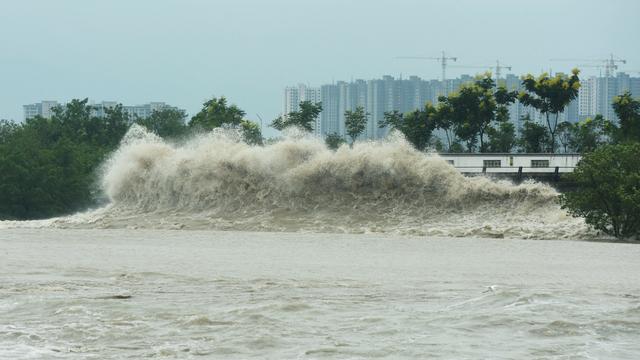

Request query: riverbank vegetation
[
  {"left": 559, "top": 94, "right": 640, "bottom": 240},
  {"left": 560, "top": 143, "right": 640, "bottom": 239},
  {"left": 0, "top": 97, "right": 261, "bottom": 219}
]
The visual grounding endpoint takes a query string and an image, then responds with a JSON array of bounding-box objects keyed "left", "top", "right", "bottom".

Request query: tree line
[{"left": 0, "top": 97, "right": 262, "bottom": 219}]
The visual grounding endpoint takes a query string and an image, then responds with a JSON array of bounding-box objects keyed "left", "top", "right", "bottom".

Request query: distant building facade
[
  {"left": 284, "top": 72, "right": 639, "bottom": 140},
  {"left": 284, "top": 75, "right": 475, "bottom": 140},
  {"left": 23, "top": 101, "right": 60, "bottom": 120},
  {"left": 23, "top": 101, "right": 184, "bottom": 120},
  {"left": 577, "top": 72, "right": 640, "bottom": 123},
  {"left": 123, "top": 102, "right": 181, "bottom": 119},
  {"left": 283, "top": 84, "right": 322, "bottom": 135}
]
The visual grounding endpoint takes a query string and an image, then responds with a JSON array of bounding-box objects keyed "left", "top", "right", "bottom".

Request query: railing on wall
[
  {"left": 453, "top": 166, "right": 576, "bottom": 173},
  {"left": 453, "top": 166, "right": 577, "bottom": 181}
]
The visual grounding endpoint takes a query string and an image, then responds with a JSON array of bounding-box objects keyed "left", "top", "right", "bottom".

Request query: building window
[
  {"left": 531, "top": 160, "right": 549, "bottom": 168},
  {"left": 446, "top": 160, "right": 454, "bottom": 165},
  {"left": 483, "top": 160, "right": 501, "bottom": 168}
]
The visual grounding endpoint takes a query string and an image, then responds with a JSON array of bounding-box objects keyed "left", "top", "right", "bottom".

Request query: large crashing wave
[{"left": 2, "top": 126, "right": 593, "bottom": 239}]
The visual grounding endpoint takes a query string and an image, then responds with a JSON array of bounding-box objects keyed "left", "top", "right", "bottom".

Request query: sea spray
[{"left": 3, "top": 126, "right": 593, "bottom": 239}]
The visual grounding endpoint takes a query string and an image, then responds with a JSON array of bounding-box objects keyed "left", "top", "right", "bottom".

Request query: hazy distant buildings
[
  {"left": 283, "top": 84, "right": 322, "bottom": 135},
  {"left": 320, "top": 84, "right": 340, "bottom": 135},
  {"left": 284, "top": 75, "right": 475, "bottom": 140},
  {"left": 339, "top": 79, "right": 368, "bottom": 136},
  {"left": 23, "top": 101, "right": 184, "bottom": 120},
  {"left": 284, "top": 71, "right": 639, "bottom": 141},
  {"left": 90, "top": 101, "right": 120, "bottom": 118},
  {"left": 122, "top": 102, "right": 182, "bottom": 119},
  {"left": 577, "top": 72, "right": 640, "bottom": 123},
  {"left": 23, "top": 101, "right": 60, "bottom": 120}
]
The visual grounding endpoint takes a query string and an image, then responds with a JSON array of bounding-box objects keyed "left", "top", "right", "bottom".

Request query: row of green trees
[
  {"left": 390, "top": 70, "right": 581, "bottom": 153},
  {"left": 0, "top": 97, "right": 262, "bottom": 219}
]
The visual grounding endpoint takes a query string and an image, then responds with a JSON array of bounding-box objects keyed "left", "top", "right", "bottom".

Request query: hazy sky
[{"left": 1, "top": 0, "right": 638, "bottom": 136}]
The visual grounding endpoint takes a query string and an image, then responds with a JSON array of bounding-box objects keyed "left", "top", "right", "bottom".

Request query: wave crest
[{"left": 3, "top": 126, "right": 593, "bottom": 239}]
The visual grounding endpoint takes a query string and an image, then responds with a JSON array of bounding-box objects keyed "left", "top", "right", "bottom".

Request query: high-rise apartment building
[
  {"left": 123, "top": 102, "right": 180, "bottom": 119},
  {"left": 286, "top": 75, "right": 475, "bottom": 140},
  {"left": 320, "top": 84, "right": 340, "bottom": 135},
  {"left": 576, "top": 72, "right": 638, "bottom": 123},
  {"left": 578, "top": 77, "right": 595, "bottom": 118},
  {"left": 338, "top": 79, "right": 368, "bottom": 136},
  {"left": 283, "top": 84, "right": 322, "bottom": 135},
  {"left": 285, "top": 72, "right": 639, "bottom": 140},
  {"left": 23, "top": 101, "right": 61, "bottom": 120},
  {"left": 90, "top": 101, "right": 120, "bottom": 118}
]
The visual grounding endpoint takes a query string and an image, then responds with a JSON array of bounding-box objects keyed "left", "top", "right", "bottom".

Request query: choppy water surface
[
  {"left": 0, "top": 128, "right": 636, "bottom": 358},
  {"left": 1, "top": 229, "right": 639, "bottom": 359}
]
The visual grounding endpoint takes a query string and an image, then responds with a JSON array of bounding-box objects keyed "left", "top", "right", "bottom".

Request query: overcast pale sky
[{"left": 1, "top": 0, "right": 638, "bottom": 136}]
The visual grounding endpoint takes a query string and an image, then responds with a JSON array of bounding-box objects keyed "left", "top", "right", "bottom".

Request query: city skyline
[
  {"left": 18, "top": 68, "right": 640, "bottom": 140},
  {"left": 284, "top": 71, "right": 639, "bottom": 140},
  {"left": 1, "top": 0, "right": 639, "bottom": 137}
]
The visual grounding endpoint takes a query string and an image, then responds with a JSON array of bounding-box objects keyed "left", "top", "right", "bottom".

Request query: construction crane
[
  {"left": 550, "top": 54, "right": 626, "bottom": 77},
  {"left": 395, "top": 51, "right": 457, "bottom": 81},
  {"left": 575, "top": 64, "right": 604, "bottom": 77},
  {"left": 449, "top": 60, "right": 513, "bottom": 82}
]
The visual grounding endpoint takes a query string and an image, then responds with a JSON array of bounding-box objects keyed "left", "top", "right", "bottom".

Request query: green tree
[
  {"left": 432, "top": 103, "right": 456, "bottom": 151},
  {"left": 0, "top": 132, "right": 64, "bottom": 219},
  {"left": 0, "top": 99, "right": 126, "bottom": 219},
  {"left": 486, "top": 121, "right": 517, "bottom": 153},
  {"left": 51, "top": 98, "right": 92, "bottom": 141},
  {"left": 569, "top": 115, "right": 609, "bottom": 153},
  {"left": 428, "top": 137, "right": 445, "bottom": 152},
  {"left": 135, "top": 108, "right": 188, "bottom": 139},
  {"left": 437, "top": 74, "right": 516, "bottom": 152},
  {"left": 611, "top": 91, "right": 640, "bottom": 142},
  {"left": 518, "top": 115, "right": 550, "bottom": 153},
  {"left": 240, "top": 120, "right": 263, "bottom": 145},
  {"left": 0, "top": 119, "right": 18, "bottom": 143},
  {"left": 556, "top": 121, "right": 575, "bottom": 153},
  {"left": 560, "top": 143, "right": 640, "bottom": 239},
  {"left": 325, "top": 132, "right": 346, "bottom": 150},
  {"left": 518, "top": 69, "right": 581, "bottom": 152},
  {"left": 101, "top": 104, "right": 132, "bottom": 147},
  {"left": 271, "top": 101, "right": 322, "bottom": 132},
  {"left": 344, "top": 106, "right": 368, "bottom": 144},
  {"left": 188, "top": 96, "right": 261, "bottom": 144},
  {"left": 380, "top": 104, "right": 437, "bottom": 151},
  {"left": 448, "top": 141, "right": 465, "bottom": 153},
  {"left": 189, "top": 97, "right": 245, "bottom": 130}
]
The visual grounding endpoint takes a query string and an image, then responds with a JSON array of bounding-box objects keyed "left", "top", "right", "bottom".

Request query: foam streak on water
[{"left": 0, "top": 126, "right": 594, "bottom": 240}]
